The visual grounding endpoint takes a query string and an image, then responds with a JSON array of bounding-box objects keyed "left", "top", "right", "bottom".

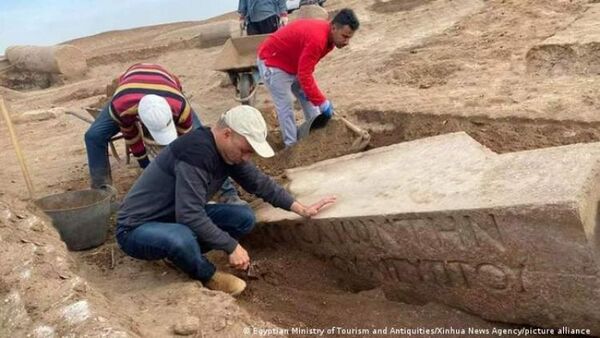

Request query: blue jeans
[
  {"left": 116, "top": 204, "right": 255, "bottom": 282},
  {"left": 83, "top": 105, "right": 237, "bottom": 196},
  {"left": 257, "top": 58, "right": 319, "bottom": 146},
  {"left": 84, "top": 105, "right": 120, "bottom": 189}
]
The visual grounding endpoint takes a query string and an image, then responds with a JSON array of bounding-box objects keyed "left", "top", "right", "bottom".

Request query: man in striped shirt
[{"left": 84, "top": 63, "right": 241, "bottom": 203}]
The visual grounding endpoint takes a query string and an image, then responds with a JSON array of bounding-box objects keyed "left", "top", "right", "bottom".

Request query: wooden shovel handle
[{"left": 0, "top": 97, "right": 35, "bottom": 199}]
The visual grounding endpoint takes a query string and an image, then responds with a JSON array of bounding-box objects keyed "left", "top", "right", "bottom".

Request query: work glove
[
  {"left": 319, "top": 100, "right": 334, "bottom": 118},
  {"left": 138, "top": 157, "right": 150, "bottom": 169},
  {"left": 239, "top": 16, "right": 246, "bottom": 34},
  {"left": 280, "top": 14, "right": 289, "bottom": 26}
]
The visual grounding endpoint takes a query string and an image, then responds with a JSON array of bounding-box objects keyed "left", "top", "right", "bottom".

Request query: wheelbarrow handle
[{"left": 65, "top": 110, "right": 94, "bottom": 124}]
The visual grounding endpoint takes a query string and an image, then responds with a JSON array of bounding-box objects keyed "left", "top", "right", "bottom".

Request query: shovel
[{"left": 297, "top": 111, "right": 371, "bottom": 150}]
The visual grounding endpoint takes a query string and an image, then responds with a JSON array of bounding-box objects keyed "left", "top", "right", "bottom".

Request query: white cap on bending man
[{"left": 138, "top": 94, "right": 177, "bottom": 145}]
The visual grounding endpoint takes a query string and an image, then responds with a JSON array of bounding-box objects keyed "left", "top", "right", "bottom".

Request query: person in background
[
  {"left": 256, "top": 8, "right": 359, "bottom": 147},
  {"left": 238, "top": 0, "right": 288, "bottom": 35}
]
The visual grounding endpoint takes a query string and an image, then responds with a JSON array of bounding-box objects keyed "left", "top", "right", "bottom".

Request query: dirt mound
[
  {"left": 0, "top": 85, "right": 26, "bottom": 101},
  {"left": 0, "top": 195, "right": 130, "bottom": 336},
  {"left": 0, "top": 195, "right": 279, "bottom": 337},
  {"left": 210, "top": 245, "right": 520, "bottom": 334},
  {"left": 384, "top": 53, "right": 462, "bottom": 88},
  {"left": 526, "top": 4, "right": 600, "bottom": 76},
  {"left": 256, "top": 117, "right": 367, "bottom": 177},
  {"left": 52, "top": 87, "right": 105, "bottom": 104},
  {"left": 0, "top": 69, "right": 57, "bottom": 90},
  {"left": 526, "top": 42, "right": 600, "bottom": 76}
]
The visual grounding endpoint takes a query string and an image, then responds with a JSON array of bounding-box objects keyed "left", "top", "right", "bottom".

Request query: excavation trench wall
[{"left": 354, "top": 109, "right": 600, "bottom": 154}]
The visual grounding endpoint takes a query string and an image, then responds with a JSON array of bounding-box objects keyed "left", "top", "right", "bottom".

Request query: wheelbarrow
[{"left": 214, "top": 34, "right": 270, "bottom": 106}]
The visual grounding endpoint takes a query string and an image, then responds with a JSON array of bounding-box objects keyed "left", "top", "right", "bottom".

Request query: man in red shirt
[{"left": 257, "top": 8, "right": 359, "bottom": 146}]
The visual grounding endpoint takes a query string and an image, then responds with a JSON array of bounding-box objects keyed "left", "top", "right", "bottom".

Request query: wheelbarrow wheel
[{"left": 239, "top": 73, "right": 255, "bottom": 106}]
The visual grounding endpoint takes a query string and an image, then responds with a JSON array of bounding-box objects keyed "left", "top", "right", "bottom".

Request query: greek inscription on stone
[
  {"left": 260, "top": 213, "right": 506, "bottom": 256},
  {"left": 476, "top": 263, "right": 508, "bottom": 290},
  {"left": 341, "top": 219, "right": 371, "bottom": 243},
  {"left": 330, "top": 255, "right": 526, "bottom": 293},
  {"left": 305, "top": 218, "right": 389, "bottom": 249},
  {"left": 445, "top": 261, "right": 470, "bottom": 288},
  {"left": 381, "top": 217, "right": 421, "bottom": 250},
  {"left": 380, "top": 214, "right": 506, "bottom": 253},
  {"left": 411, "top": 217, "right": 443, "bottom": 249},
  {"left": 419, "top": 259, "right": 452, "bottom": 287},
  {"left": 358, "top": 218, "right": 389, "bottom": 248},
  {"left": 340, "top": 220, "right": 362, "bottom": 243},
  {"left": 321, "top": 220, "right": 344, "bottom": 244},
  {"left": 382, "top": 258, "right": 421, "bottom": 284},
  {"left": 462, "top": 214, "right": 506, "bottom": 252},
  {"left": 435, "top": 216, "right": 467, "bottom": 250}
]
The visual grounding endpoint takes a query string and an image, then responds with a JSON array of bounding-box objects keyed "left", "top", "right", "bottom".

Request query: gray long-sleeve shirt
[
  {"left": 238, "top": 0, "right": 286, "bottom": 23},
  {"left": 116, "top": 127, "right": 295, "bottom": 253}
]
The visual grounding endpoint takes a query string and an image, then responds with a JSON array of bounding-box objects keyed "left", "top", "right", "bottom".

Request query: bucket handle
[{"left": 99, "top": 184, "right": 118, "bottom": 202}]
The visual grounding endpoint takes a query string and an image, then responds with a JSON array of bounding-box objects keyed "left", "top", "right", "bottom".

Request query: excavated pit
[
  {"left": 238, "top": 110, "right": 600, "bottom": 333},
  {"left": 0, "top": 69, "right": 59, "bottom": 90},
  {"left": 355, "top": 110, "right": 600, "bottom": 154},
  {"left": 19, "top": 109, "right": 600, "bottom": 335}
]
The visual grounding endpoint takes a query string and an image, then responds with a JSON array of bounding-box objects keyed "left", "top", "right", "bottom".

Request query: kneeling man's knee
[{"left": 238, "top": 206, "right": 256, "bottom": 235}]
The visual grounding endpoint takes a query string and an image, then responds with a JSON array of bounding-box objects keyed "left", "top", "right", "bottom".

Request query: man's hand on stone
[
  {"left": 291, "top": 196, "right": 336, "bottom": 218},
  {"left": 229, "top": 244, "right": 250, "bottom": 271}
]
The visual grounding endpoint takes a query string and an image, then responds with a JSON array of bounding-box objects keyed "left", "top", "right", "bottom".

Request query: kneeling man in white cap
[{"left": 116, "top": 105, "right": 336, "bottom": 295}]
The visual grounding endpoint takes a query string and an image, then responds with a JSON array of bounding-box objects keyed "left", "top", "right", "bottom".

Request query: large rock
[
  {"left": 254, "top": 132, "right": 600, "bottom": 333},
  {"left": 526, "top": 4, "right": 600, "bottom": 75},
  {"left": 5, "top": 45, "right": 87, "bottom": 79}
]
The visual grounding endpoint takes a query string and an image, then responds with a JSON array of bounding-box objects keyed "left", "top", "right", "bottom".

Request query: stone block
[
  {"left": 254, "top": 132, "right": 600, "bottom": 331},
  {"left": 5, "top": 45, "right": 87, "bottom": 78}
]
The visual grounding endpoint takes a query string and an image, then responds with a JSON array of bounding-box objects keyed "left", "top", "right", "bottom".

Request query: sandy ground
[{"left": 2, "top": 0, "right": 600, "bottom": 336}]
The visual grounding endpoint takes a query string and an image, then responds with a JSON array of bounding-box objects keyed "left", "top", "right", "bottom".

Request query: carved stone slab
[{"left": 254, "top": 132, "right": 600, "bottom": 331}]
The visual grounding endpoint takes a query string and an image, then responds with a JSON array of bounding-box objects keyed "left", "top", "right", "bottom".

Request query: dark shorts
[{"left": 247, "top": 15, "right": 280, "bottom": 35}]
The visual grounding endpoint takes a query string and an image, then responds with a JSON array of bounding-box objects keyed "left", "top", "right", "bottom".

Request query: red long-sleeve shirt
[
  {"left": 108, "top": 63, "right": 193, "bottom": 160},
  {"left": 258, "top": 19, "right": 334, "bottom": 106}
]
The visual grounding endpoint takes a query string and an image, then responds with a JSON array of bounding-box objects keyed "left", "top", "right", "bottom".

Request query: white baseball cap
[
  {"left": 223, "top": 105, "right": 274, "bottom": 158},
  {"left": 138, "top": 94, "right": 177, "bottom": 145}
]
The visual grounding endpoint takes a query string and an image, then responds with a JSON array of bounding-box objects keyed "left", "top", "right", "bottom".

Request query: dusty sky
[{"left": 0, "top": 0, "right": 239, "bottom": 53}]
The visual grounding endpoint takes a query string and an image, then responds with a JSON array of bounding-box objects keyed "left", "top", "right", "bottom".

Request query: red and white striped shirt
[{"left": 109, "top": 63, "right": 194, "bottom": 160}]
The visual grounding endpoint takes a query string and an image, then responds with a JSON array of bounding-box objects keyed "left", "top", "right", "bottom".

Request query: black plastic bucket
[{"left": 35, "top": 189, "right": 112, "bottom": 251}]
